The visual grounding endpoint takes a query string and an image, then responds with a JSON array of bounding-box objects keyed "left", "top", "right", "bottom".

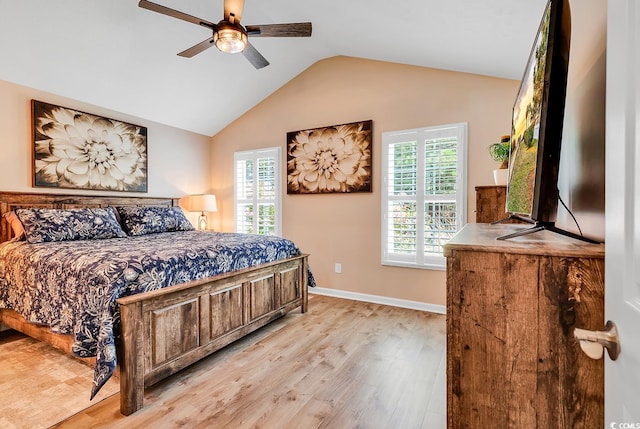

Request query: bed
[{"left": 0, "top": 191, "right": 309, "bottom": 415}]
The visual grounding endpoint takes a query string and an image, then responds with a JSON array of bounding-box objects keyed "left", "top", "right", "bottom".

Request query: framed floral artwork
[
  {"left": 286, "top": 120, "right": 372, "bottom": 194},
  {"left": 32, "top": 100, "right": 148, "bottom": 192}
]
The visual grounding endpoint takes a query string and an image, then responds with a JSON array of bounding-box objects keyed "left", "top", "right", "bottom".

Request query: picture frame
[
  {"left": 286, "top": 120, "right": 372, "bottom": 194},
  {"left": 32, "top": 100, "right": 148, "bottom": 192}
]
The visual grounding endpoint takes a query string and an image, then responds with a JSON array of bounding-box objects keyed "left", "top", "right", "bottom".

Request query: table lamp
[{"left": 181, "top": 194, "right": 217, "bottom": 230}]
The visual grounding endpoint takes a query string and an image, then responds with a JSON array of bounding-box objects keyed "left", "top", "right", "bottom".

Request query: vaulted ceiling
[{"left": 0, "top": 0, "right": 549, "bottom": 136}]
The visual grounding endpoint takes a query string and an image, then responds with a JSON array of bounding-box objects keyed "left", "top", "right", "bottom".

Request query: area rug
[{"left": 0, "top": 331, "right": 119, "bottom": 429}]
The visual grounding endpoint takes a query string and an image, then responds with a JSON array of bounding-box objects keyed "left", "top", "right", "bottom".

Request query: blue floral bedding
[{"left": 0, "top": 231, "right": 311, "bottom": 398}]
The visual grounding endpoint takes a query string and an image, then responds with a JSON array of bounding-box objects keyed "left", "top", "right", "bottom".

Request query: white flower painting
[
  {"left": 287, "top": 120, "right": 372, "bottom": 194},
  {"left": 32, "top": 100, "right": 148, "bottom": 192}
]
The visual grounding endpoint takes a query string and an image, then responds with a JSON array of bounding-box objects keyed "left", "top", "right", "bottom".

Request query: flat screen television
[{"left": 498, "top": 0, "right": 596, "bottom": 243}]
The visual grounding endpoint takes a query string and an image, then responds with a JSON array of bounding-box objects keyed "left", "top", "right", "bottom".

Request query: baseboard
[{"left": 310, "top": 287, "right": 446, "bottom": 315}]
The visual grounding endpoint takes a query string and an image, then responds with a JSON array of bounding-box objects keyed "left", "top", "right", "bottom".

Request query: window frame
[
  {"left": 381, "top": 122, "right": 467, "bottom": 270},
  {"left": 233, "top": 147, "right": 282, "bottom": 236}
]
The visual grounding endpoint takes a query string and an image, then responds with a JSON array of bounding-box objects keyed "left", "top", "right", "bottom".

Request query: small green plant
[{"left": 488, "top": 136, "right": 511, "bottom": 169}]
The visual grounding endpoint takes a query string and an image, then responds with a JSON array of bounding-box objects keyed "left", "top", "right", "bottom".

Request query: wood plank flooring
[
  {"left": 0, "top": 330, "right": 119, "bottom": 429},
  {"left": 55, "top": 294, "right": 446, "bottom": 428}
]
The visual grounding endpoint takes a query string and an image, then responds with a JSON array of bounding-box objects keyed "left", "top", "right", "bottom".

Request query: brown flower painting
[
  {"left": 32, "top": 100, "right": 148, "bottom": 192},
  {"left": 287, "top": 120, "right": 372, "bottom": 194}
]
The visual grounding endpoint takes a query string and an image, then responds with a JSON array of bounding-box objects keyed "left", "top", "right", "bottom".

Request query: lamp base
[{"left": 198, "top": 213, "right": 208, "bottom": 231}]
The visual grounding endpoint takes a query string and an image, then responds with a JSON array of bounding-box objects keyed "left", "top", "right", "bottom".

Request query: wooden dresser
[
  {"left": 475, "top": 185, "right": 508, "bottom": 223},
  {"left": 444, "top": 223, "right": 604, "bottom": 428}
]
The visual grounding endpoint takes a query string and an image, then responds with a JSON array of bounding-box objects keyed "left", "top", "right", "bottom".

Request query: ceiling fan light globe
[{"left": 214, "top": 26, "right": 247, "bottom": 54}]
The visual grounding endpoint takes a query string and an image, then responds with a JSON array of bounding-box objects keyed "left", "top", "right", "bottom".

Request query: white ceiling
[{"left": 0, "top": 0, "right": 549, "bottom": 136}]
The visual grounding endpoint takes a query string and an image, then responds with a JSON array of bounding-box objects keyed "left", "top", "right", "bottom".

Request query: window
[
  {"left": 381, "top": 123, "right": 467, "bottom": 270},
  {"left": 234, "top": 147, "right": 282, "bottom": 236}
]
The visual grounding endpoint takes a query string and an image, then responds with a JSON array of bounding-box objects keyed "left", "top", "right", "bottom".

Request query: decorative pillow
[
  {"left": 2, "top": 211, "right": 26, "bottom": 241},
  {"left": 116, "top": 206, "right": 194, "bottom": 236},
  {"left": 15, "top": 207, "right": 127, "bottom": 244}
]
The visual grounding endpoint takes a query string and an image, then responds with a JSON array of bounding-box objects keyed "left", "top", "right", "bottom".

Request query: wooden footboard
[{"left": 117, "top": 254, "right": 308, "bottom": 415}]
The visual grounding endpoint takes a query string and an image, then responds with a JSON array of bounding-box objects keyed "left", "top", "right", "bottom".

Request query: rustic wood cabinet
[
  {"left": 444, "top": 223, "right": 604, "bottom": 428},
  {"left": 475, "top": 185, "right": 508, "bottom": 223}
]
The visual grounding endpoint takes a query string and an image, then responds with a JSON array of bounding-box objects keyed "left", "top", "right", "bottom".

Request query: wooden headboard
[{"left": 0, "top": 191, "right": 180, "bottom": 243}]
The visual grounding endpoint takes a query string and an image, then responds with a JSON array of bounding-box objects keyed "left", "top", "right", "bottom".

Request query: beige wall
[
  {"left": 0, "top": 80, "right": 212, "bottom": 203},
  {"left": 557, "top": 0, "right": 607, "bottom": 241},
  {"left": 211, "top": 56, "right": 519, "bottom": 307}
]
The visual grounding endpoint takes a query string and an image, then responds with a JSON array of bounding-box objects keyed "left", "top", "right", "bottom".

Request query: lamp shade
[{"left": 181, "top": 194, "right": 217, "bottom": 212}]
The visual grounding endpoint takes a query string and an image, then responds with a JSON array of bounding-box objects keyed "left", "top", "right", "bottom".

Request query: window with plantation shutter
[
  {"left": 381, "top": 123, "right": 467, "bottom": 269},
  {"left": 234, "top": 147, "right": 282, "bottom": 236}
]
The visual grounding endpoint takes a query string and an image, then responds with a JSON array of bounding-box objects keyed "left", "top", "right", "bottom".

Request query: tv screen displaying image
[
  {"left": 506, "top": 4, "right": 550, "bottom": 216},
  {"left": 504, "top": 0, "right": 572, "bottom": 225}
]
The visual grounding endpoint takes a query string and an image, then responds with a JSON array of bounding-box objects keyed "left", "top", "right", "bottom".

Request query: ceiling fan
[{"left": 138, "top": 0, "right": 312, "bottom": 69}]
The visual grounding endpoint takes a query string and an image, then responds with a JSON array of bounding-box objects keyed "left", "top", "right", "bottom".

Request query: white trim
[
  {"left": 605, "top": 0, "right": 640, "bottom": 418},
  {"left": 310, "top": 287, "right": 446, "bottom": 315},
  {"left": 381, "top": 260, "right": 446, "bottom": 271}
]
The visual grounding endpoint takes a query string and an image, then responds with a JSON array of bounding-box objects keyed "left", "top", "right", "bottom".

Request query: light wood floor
[
  {"left": 55, "top": 294, "right": 446, "bottom": 428},
  {"left": 0, "top": 331, "right": 119, "bottom": 429}
]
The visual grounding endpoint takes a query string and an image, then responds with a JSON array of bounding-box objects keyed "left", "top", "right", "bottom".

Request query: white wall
[{"left": 0, "top": 79, "right": 211, "bottom": 199}]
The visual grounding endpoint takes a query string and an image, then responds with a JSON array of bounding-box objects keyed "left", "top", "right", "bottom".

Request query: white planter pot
[{"left": 493, "top": 169, "right": 508, "bottom": 186}]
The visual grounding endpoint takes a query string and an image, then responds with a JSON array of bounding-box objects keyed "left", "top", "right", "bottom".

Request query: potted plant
[{"left": 489, "top": 135, "right": 511, "bottom": 185}]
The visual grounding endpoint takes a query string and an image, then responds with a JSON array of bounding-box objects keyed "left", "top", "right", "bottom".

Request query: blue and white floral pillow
[
  {"left": 116, "top": 206, "right": 194, "bottom": 236},
  {"left": 16, "top": 207, "right": 127, "bottom": 244}
]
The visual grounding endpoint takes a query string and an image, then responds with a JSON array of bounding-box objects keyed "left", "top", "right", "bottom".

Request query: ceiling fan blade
[
  {"left": 245, "top": 23, "right": 312, "bottom": 37},
  {"left": 242, "top": 42, "right": 269, "bottom": 69},
  {"left": 138, "top": 0, "right": 216, "bottom": 30},
  {"left": 178, "top": 37, "right": 216, "bottom": 58},
  {"left": 224, "top": 0, "right": 245, "bottom": 23}
]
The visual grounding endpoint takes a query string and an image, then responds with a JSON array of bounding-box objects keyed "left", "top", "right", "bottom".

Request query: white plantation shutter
[
  {"left": 382, "top": 123, "right": 467, "bottom": 269},
  {"left": 234, "top": 148, "right": 281, "bottom": 236},
  {"left": 387, "top": 141, "right": 418, "bottom": 258},
  {"left": 235, "top": 157, "right": 254, "bottom": 233}
]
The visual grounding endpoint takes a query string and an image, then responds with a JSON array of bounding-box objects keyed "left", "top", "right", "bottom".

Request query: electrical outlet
[{"left": 335, "top": 263, "right": 342, "bottom": 273}]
